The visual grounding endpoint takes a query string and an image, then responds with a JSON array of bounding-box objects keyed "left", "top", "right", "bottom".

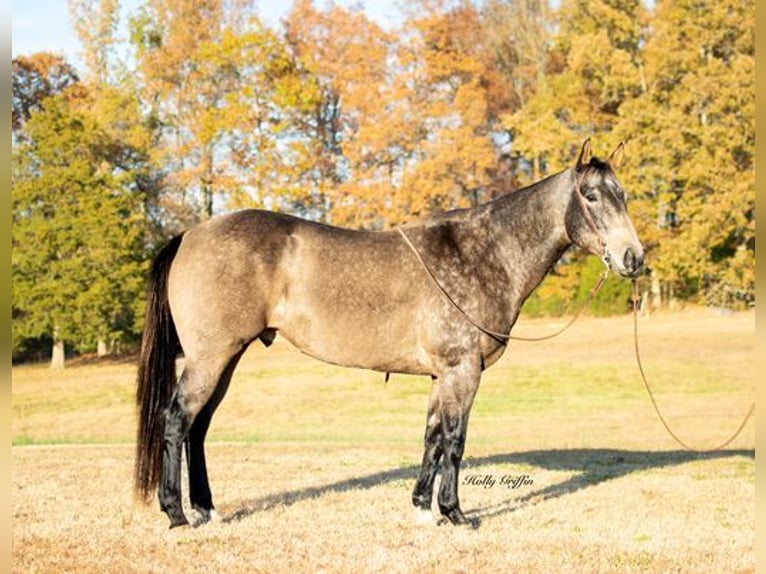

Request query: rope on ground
[{"left": 631, "top": 279, "right": 754, "bottom": 452}]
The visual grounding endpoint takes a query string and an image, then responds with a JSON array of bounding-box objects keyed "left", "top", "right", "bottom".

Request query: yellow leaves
[
  {"left": 286, "top": 0, "right": 390, "bottom": 94},
  {"left": 616, "top": 0, "right": 754, "bottom": 305},
  {"left": 68, "top": 0, "right": 120, "bottom": 82},
  {"left": 567, "top": 30, "right": 639, "bottom": 106},
  {"left": 504, "top": 83, "right": 577, "bottom": 180},
  {"left": 274, "top": 74, "right": 320, "bottom": 112}
]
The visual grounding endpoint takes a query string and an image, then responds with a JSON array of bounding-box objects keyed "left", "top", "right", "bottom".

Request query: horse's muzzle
[{"left": 622, "top": 246, "right": 645, "bottom": 278}]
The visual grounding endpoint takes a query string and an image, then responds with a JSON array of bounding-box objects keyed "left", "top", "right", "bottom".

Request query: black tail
[{"left": 134, "top": 233, "right": 184, "bottom": 502}]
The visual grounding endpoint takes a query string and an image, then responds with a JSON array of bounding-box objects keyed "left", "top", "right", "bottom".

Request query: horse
[{"left": 134, "top": 139, "right": 644, "bottom": 528}]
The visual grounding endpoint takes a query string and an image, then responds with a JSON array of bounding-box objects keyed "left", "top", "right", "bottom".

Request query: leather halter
[{"left": 572, "top": 169, "right": 611, "bottom": 271}]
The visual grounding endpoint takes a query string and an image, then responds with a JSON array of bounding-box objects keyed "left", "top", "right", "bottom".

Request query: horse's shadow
[
  {"left": 460, "top": 448, "right": 754, "bottom": 522},
  {"left": 222, "top": 448, "right": 754, "bottom": 524}
]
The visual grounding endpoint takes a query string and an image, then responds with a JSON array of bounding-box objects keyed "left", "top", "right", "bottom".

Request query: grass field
[{"left": 12, "top": 307, "right": 755, "bottom": 572}]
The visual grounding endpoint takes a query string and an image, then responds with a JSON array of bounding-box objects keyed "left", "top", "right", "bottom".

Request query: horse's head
[{"left": 566, "top": 139, "right": 645, "bottom": 279}]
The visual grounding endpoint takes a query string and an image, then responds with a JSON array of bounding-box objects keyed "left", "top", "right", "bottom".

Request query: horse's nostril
[
  {"left": 623, "top": 248, "right": 633, "bottom": 270},
  {"left": 624, "top": 248, "right": 637, "bottom": 271},
  {"left": 624, "top": 247, "right": 645, "bottom": 274}
]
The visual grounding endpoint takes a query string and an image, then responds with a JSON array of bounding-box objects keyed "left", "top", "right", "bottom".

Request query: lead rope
[
  {"left": 509, "top": 271, "right": 607, "bottom": 342},
  {"left": 631, "top": 279, "right": 754, "bottom": 452}
]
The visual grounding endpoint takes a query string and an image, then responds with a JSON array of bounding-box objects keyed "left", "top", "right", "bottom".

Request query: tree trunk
[
  {"left": 650, "top": 276, "right": 662, "bottom": 312},
  {"left": 50, "top": 338, "right": 65, "bottom": 369},
  {"left": 97, "top": 339, "right": 108, "bottom": 357}
]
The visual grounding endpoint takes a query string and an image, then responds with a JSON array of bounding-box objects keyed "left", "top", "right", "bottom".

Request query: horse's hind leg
[
  {"left": 159, "top": 350, "right": 242, "bottom": 528},
  {"left": 184, "top": 348, "right": 247, "bottom": 526}
]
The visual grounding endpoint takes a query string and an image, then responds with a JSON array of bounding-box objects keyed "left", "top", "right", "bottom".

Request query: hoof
[
  {"left": 440, "top": 509, "right": 480, "bottom": 529},
  {"left": 168, "top": 515, "right": 189, "bottom": 529},
  {"left": 190, "top": 508, "right": 220, "bottom": 527},
  {"left": 414, "top": 507, "right": 434, "bottom": 525}
]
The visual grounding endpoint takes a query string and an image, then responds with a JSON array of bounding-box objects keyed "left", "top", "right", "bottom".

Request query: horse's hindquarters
[{"left": 167, "top": 211, "right": 292, "bottom": 361}]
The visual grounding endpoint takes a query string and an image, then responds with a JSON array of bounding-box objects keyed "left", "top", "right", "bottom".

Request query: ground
[{"left": 12, "top": 307, "right": 755, "bottom": 573}]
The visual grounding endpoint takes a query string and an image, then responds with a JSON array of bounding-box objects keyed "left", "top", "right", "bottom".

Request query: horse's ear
[
  {"left": 576, "top": 138, "right": 592, "bottom": 170},
  {"left": 608, "top": 142, "right": 625, "bottom": 168}
]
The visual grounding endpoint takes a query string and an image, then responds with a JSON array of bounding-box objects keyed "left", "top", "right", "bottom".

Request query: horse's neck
[
  {"left": 407, "top": 169, "right": 574, "bottom": 322},
  {"left": 486, "top": 169, "right": 574, "bottom": 304}
]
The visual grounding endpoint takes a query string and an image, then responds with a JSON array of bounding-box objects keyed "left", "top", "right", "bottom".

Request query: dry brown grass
[{"left": 12, "top": 308, "right": 755, "bottom": 572}]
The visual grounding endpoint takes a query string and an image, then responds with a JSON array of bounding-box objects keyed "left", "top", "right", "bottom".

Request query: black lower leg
[
  {"left": 159, "top": 394, "right": 191, "bottom": 528},
  {"left": 185, "top": 410, "right": 213, "bottom": 523},
  {"left": 438, "top": 418, "right": 475, "bottom": 526},
  {"left": 412, "top": 423, "right": 443, "bottom": 510},
  {"left": 182, "top": 350, "right": 241, "bottom": 526}
]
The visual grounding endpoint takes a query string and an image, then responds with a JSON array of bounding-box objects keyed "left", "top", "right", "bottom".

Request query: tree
[
  {"left": 68, "top": 0, "right": 120, "bottom": 84},
  {"left": 12, "top": 88, "right": 147, "bottom": 367},
  {"left": 343, "top": 0, "right": 499, "bottom": 228},
  {"left": 130, "top": 0, "right": 302, "bottom": 222},
  {"left": 506, "top": 0, "right": 648, "bottom": 180},
  {"left": 396, "top": 1, "right": 498, "bottom": 218},
  {"left": 12, "top": 53, "right": 80, "bottom": 138},
  {"left": 615, "top": 0, "right": 754, "bottom": 309},
  {"left": 479, "top": 0, "right": 554, "bottom": 114},
  {"left": 283, "top": 0, "right": 393, "bottom": 224}
]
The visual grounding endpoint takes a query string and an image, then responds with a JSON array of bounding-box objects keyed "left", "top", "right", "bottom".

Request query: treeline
[{"left": 12, "top": 0, "right": 754, "bottom": 366}]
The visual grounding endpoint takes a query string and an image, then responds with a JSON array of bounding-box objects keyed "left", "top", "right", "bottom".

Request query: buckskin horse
[{"left": 135, "top": 139, "right": 644, "bottom": 528}]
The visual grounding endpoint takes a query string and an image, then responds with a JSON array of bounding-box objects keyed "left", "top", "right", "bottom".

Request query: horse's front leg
[
  {"left": 436, "top": 360, "right": 481, "bottom": 527},
  {"left": 412, "top": 378, "right": 443, "bottom": 523}
]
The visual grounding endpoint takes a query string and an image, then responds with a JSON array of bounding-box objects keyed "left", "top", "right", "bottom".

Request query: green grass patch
[{"left": 11, "top": 312, "right": 754, "bottom": 448}]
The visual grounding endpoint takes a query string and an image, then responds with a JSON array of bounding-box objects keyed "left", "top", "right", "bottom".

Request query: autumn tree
[
  {"left": 129, "top": 0, "right": 305, "bottom": 226},
  {"left": 505, "top": 0, "right": 648, "bottom": 181},
  {"left": 479, "top": 0, "right": 553, "bottom": 115},
  {"left": 12, "top": 53, "right": 80, "bottom": 139},
  {"left": 615, "top": 0, "right": 754, "bottom": 309},
  {"left": 404, "top": 1, "right": 499, "bottom": 211},
  {"left": 283, "top": 0, "right": 392, "bottom": 224},
  {"left": 339, "top": 0, "right": 498, "bottom": 228},
  {"left": 68, "top": 0, "right": 120, "bottom": 84}
]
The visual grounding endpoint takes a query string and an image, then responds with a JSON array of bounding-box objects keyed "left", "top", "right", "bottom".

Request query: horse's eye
[{"left": 585, "top": 193, "right": 598, "bottom": 203}]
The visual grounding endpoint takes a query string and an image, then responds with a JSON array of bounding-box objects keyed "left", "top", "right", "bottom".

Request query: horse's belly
[
  {"left": 275, "top": 303, "right": 430, "bottom": 375},
  {"left": 264, "top": 223, "right": 436, "bottom": 374}
]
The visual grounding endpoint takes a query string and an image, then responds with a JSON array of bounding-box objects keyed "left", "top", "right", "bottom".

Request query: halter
[{"left": 572, "top": 169, "right": 611, "bottom": 271}]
